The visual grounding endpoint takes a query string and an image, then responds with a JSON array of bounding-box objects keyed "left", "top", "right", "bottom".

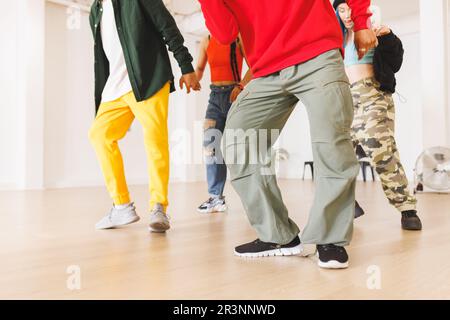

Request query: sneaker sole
[
  {"left": 148, "top": 223, "right": 170, "bottom": 233},
  {"left": 402, "top": 227, "right": 422, "bottom": 231},
  {"left": 401, "top": 222, "right": 422, "bottom": 231},
  {"left": 234, "top": 244, "right": 303, "bottom": 258},
  {"left": 96, "top": 215, "right": 140, "bottom": 230},
  {"left": 197, "top": 204, "right": 228, "bottom": 214},
  {"left": 318, "top": 260, "right": 349, "bottom": 269}
]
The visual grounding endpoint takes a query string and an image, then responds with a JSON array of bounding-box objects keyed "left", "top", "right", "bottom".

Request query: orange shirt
[{"left": 207, "top": 36, "right": 243, "bottom": 83}]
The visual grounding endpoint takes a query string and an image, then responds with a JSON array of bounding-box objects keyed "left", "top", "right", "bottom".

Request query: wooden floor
[{"left": 0, "top": 180, "right": 449, "bottom": 300}]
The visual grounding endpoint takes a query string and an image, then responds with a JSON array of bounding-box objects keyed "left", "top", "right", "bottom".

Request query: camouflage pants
[{"left": 351, "top": 77, "right": 417, "bottom": 212}]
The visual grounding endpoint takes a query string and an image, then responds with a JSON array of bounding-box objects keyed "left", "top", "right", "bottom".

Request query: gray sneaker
[
  {"left": 95, "top": 203, "right": 140, "bottom": 230},
  {"left": 197, "top": 197, "right": 227, "bottom": 214},
  {"left": 149, "top": 203, "right": 170, "bottom": 233}
]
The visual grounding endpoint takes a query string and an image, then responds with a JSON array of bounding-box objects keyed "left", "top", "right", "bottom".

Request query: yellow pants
[{"left": 89, "top": 83, "right": 170, "bottom": 210}]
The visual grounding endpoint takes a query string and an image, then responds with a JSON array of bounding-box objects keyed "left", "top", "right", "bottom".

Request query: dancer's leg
[
  {"left": 351, "top": 78, "right": 417, "bottom": 212},
  {"left": 199, "top": 86, "right": 233, "bottom": 214},
  {"left": 89, "top": 95, "right": 135, "bottom": 205},
  {"left": 204, "top": 88, "right": 229, "bottom": 198},
  {"left": 124, "top": 83, "right": 171, "bottom": 212},
  {"left": 224, "top": 76, "right": 301, "bottom": 245},
  {"left": 287, "top": 50, "right": 359, "bottom": 246}
]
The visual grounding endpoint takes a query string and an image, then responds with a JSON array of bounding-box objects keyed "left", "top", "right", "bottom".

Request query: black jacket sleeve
[
  {"left": 140, "top": 0, "right": 194, "bottom": 75},
  {"left": 373, "top": 30, "right": 404, "bottom": 93},
  {"left": 377, "top": 31, "right": 404, "bottom": 73}
]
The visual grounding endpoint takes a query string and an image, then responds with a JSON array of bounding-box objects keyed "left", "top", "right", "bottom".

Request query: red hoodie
[{"left": 198, "top": 0, "right": 371, "bottom": 79}]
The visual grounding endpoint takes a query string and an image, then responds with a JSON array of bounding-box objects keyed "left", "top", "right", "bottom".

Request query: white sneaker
[
  {"left": 197, "top": 197, "right": 227, "bottom": 214},
  {"left": 149, "top": 203, "right": 170, "bottom": 233},
  {"left": 95, "top": 203, "right": 140, "bottom": 230}
]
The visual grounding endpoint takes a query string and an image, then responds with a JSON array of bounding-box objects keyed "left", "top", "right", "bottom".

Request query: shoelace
[
  {"left": 150, "top": 208, "right": 171, "bottom": 220},
  {"left": 203, "top": 197, "right": 224, "bottom": 206},
  {"left": 252, "top": 239, "right": 279, "bottom": 248}
]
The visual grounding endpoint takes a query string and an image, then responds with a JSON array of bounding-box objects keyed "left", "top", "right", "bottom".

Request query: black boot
[
  {"left": 355, "top": 200, "right": 365, "bottom": 219},
  {"left": 401, "top": 210, "right": 422, "bottom": 230}
]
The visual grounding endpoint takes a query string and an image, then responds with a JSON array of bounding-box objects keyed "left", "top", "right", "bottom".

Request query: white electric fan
[{"left": 414, "top": 146, "right": 450, "bottom": 194}]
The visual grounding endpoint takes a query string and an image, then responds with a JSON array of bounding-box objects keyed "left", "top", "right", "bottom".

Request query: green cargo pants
[{"left": 223, "top": 49, "right": 360, "bottom": 246}]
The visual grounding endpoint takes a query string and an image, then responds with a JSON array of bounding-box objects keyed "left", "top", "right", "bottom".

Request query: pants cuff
[
  {"left": 259, "top": 233, "right": 300, "bottom": 246},
  {"left": 150, "top": 201, "right": 168, "bottom": 213},
  {"left": 397, "top": 203, "right": 417, "bottom": 212},
  {"left": 209, "top": 193, "right": 223, "bottom": 198}
]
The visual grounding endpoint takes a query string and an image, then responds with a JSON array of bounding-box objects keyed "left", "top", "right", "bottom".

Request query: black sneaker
[
  {"left": 234, "top": 236, "right": 302, "bottom": 258},
  {"left": 401, "top": 210, "right": 422, "bottom": 230},
  {"left": 317, "top": 244, "right": 349, "bottom": 269},
  {"left": 355, "top": 200, "right": 365, "bottom": 219}
]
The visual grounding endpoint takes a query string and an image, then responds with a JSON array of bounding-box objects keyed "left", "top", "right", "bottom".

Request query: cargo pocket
[{"left": 321, "top": 79, "right": 354, "bottom": 132}]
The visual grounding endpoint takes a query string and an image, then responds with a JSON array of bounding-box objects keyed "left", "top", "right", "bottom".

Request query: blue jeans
[{"left": 204, "top": 85, "right": 234, "bottom": 197}]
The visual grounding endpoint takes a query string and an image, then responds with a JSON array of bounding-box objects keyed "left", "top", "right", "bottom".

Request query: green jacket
[{"left": 89, "top": 0, "right": 195, "bottom": 113}]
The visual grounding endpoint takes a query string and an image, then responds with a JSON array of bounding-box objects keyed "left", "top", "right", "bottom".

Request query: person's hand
[
  {"left": 229, "top": 85, "right": 243, "bottom": 102},
  {"left": 179, "top": 72, "right": 201, "bottom": 94},
  {"left": 354, "top": 29, "right": 378, "bottom": 60},
  {"left": 374, "top": 25, "right": 391, "bottom": 37}
]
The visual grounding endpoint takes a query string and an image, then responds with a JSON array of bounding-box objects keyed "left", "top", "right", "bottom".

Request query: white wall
[
  {"left": 0, "top": 0, "right": 20, "bottom": 189},
  {"left": 420, "top": 0, "right": 450, "bottom": 148},
  {"left": 44, "top": 2, "right": 99, "bottom": 188},
  {"left": 0, "top": 0, "right": 45, "bottom": 190},
  {"left": 386, "top": 15, "right": 423, "bottom": 181}
]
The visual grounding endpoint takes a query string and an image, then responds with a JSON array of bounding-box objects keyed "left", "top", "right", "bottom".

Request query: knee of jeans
[
  {"left": 204, "top": 126, "right": 222, "bottom": 150},
  {"left": 203, "top": 142, "right": 217, "bottom": 164},
  {"left": 203, "top": 128, "right": 221, "bottom": 147},
  {"left": 204, "top": 120, "right": 224, "bottom": 161}
]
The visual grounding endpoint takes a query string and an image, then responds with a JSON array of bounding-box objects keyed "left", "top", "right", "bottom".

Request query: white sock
[{"left": 115, "top": 202, "right": 132, "bottom": 210}]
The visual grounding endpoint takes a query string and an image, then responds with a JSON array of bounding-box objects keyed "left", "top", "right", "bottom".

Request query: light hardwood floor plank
[{"left": 0, "top": 180, "right": 449, "bottom": 299}]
